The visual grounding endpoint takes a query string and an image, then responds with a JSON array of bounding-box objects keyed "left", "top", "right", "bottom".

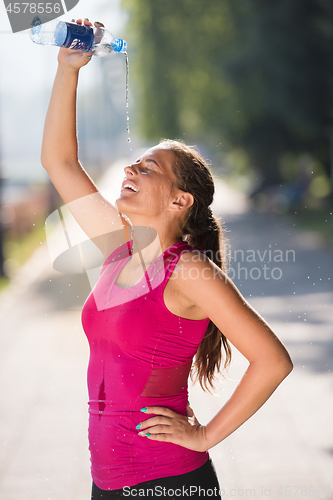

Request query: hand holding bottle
[
  {"left": 57, "top": 19, "right": 102, "bottom": 71},
  {"left": 30, "top": 17, "right": 127, "bottom": 59}
]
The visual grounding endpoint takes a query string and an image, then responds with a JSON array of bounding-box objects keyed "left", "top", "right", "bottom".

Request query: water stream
[{"left": 125, "top": 52, "right": 131, "bottom": 144}]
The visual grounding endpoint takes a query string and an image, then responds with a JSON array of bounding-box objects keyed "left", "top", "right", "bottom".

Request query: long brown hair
[{"left": 160, "top": 139, "right": 232, "bottom": 392}]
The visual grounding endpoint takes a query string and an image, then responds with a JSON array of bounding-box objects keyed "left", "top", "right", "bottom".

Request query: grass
[
  {"left": 0, "top": 219, "right": 46, "bottom": 293},
  {"left": 0, "top": 276, "right": 10, "bottom": 294}
]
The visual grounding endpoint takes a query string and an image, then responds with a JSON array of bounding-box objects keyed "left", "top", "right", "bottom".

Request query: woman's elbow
[
  {"left": 275, "top": 352, "right": 293, "bottom": 380},
  {"left": 282, "top": 358, "right": 293, "bottom": 378},
  {"left": 259, "top": 349, "right": 293, "bottom": 381},
  {"left": 41, "top": 150, "right": 52, "bottom": 172},
  {"left": 270, "top": 340, "right": 294, "bottom": 378}
]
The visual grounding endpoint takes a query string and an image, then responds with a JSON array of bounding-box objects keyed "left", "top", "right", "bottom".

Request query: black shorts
[{"left": 91, "top": 457, "right": 222, "bottom": 499}]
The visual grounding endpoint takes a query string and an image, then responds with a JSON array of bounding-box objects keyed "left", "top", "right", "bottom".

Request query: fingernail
[
  {"left": 138, "top": 431, "right": 144, "bottom": 436},
  {"left": 95, "top": 21, "right": 101, "bottom": 24},
  {"left": 71, "top": 19, "right": 75, "bottom": 21},
  {"left": 145, "top": 433, "right": 151, "bottom": 437},
  {"left": 85, "top": 18, "right": 89, "bottom": 21},
  {"left": 86, "top": 55, "right": 92, "bottom": 58},
  {"left": 187, "top": 400, "right": 190, "bottom": 405},
  {"left": 140, "top": 407, "right": 147, "bottom": 412},
  {"left": 136, "top": 423, "right": 141, "bottom": 429}
]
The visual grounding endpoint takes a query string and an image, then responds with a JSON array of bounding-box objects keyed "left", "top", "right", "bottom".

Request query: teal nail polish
[
  {"left": 145, "top": 433, "right": 151, "bottom": 437},
  {"left": 140, "top": 407, "right": 147, "bottom": 412},
  {"left": 136, "top": 423, "right": 141, "bottom": 429},
  {"left": 86, "top": 55, "right": 92, "bottom": 58},
  {"left": 187, "top": 400, "right": 190, "bottom": 405}
]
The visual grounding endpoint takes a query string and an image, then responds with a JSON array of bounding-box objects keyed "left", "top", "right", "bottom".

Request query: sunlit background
[{"left": 0, "top": 1, "right": 332, "bottom": 499}]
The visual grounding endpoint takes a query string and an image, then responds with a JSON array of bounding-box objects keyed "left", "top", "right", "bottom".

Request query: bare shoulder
[
  {"left": 175, "top": 250, "right": 227, "bottom": 283},
  {"left": 161, "top": 251, "right": 213, "bottom": 321},
  {"left": 173, "top": 250, "right": 256, "bottom": 322},
  {"left": 167, "top": 250, "right": 230, "bottom": 319}
]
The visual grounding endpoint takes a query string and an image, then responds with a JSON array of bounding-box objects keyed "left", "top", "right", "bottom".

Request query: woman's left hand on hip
[{"left": 136, "top": 404, "right": 209, "bottom": 452}]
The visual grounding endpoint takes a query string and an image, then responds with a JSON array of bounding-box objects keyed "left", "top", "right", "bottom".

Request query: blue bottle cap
[{"left": 113, "top": 38, "right": 127, "bottom": 53}]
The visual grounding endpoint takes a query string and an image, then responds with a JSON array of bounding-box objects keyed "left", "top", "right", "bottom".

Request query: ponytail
[
  {"left": 182, "top": 200, "right": 232, "bottom": 391},
  {"left": 160, "top": 139, "right": 232, "bottom": 392}
]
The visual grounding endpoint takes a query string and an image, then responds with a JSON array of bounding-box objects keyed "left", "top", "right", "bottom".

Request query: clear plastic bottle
[{"left": 30, "top": 19, "right": 127, "bottom": 55}]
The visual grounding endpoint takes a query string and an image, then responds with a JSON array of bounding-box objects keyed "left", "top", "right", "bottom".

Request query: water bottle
[{"left": 30, "top": 19, "right": 127, "bottom": 56}]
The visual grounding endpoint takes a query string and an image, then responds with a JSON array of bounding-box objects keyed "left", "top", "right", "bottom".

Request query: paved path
[{"left": 0, "top": 161, "right": 332, "bottom": 500}]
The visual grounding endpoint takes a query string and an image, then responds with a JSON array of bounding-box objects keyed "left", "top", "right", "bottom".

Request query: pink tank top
[{"left": 81, "top": 239, "right": 210, "bottom": 490}]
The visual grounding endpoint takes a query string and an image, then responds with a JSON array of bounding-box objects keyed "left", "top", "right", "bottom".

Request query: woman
[{"left": 42, "top": 18, "right": 293, "bottom": 499}]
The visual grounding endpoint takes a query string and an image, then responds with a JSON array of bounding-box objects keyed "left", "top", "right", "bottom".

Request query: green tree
[{"left": 125, "top": 0, "right": 333, "bottom": 184}]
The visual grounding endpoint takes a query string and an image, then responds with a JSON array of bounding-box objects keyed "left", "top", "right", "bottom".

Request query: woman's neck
[
  {"left": 120, "top": 212, "right": 182, "bottom": 264},
  {"left": 129, "top": 232, "right": 182, "bottom": 268}
]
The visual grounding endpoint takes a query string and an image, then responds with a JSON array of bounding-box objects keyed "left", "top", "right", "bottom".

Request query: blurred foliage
[
  {"left": 0, "top": 217, "right": 46, "bottom": 292},
  {"left": 124, "top": 0, "right": 333, "bottom": 185}
]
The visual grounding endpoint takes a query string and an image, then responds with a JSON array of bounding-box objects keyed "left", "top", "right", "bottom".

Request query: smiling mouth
[{"left": 121, "top": 183, "right": 139, "bottom": 193}]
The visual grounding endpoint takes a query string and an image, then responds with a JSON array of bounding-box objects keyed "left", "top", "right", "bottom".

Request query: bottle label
[{"left": 62, "top": 22, "right": 94, "bottom": 52}]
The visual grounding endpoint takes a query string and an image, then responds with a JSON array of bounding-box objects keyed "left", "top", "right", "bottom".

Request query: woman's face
[{"left": 116, "top": 146, "right": 180, "bottom": 222}]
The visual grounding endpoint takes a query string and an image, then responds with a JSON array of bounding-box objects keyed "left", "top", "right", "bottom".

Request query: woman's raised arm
[{"left": 41, "top": 19, "right": 125, "bottom": 255}]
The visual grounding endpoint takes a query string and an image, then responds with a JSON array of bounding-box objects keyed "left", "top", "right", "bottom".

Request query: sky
[{"left": 0, "top": 0, "right": 128, "bottom": 182}]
